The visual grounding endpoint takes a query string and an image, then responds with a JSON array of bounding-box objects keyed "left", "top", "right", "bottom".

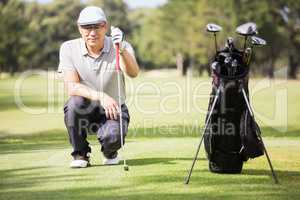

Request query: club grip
[{"left": 116, "top": 43, "right": 120, "bottom": 71}]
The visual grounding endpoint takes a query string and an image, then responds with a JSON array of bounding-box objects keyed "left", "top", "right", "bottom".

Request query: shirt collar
[{"left": 80, "top": 36, "right": 110, "bottom": 56}]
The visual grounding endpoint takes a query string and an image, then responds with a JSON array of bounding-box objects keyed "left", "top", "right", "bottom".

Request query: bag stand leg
[
  {"left": 185, "top": 88, "right": 220, "bottom": 184},
  {"left": 241, "top": 89, "right": 279, "bottom": 184}
]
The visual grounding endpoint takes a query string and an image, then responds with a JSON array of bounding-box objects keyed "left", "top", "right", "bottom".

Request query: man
[{"left": 58, "top": 6, "right": 139, "bottom": 168}]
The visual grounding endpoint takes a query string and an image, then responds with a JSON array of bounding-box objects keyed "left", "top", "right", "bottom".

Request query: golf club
[
  {"left": 206, "top": 23, "right": 222, "bottom": 54},
  {"left": 244, "top": 47, "right": 252, "bottom": 66},
  {"left": 226, "top": 37, "right": 234, "bottom": 52},
  {"left": 115, "top": 43, "right": 129, "bottom": 171},
  {"left": 236, "top": 22, "right": 257, "bottom": 53},
  {"left": 250, "top": 36, "right": 267, "bottom": 46},
  {"left": 244, "top": 36, "right": 266, "bottom": 65}
]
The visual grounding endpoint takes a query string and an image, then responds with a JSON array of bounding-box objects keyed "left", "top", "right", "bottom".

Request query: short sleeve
[{"left": 58, "top": 42, "right": 75, "bottom": 73}]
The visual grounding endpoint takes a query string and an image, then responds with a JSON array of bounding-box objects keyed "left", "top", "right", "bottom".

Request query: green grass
[{"left": 0, "top": 70, "right": 300, "bottom": 200}]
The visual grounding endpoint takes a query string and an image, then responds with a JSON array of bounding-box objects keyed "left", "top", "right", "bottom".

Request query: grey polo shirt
[{"left": 58, "top": 36, "right": 135, "bottom": 105}]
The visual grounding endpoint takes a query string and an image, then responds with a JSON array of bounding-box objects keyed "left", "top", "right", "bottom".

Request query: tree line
[{"left": 0, "top": 0, "right": 299, "bottom": 78}]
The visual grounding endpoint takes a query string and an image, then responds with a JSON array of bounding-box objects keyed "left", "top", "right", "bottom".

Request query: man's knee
[
  {"left": 98, "top": 120, "right": 128, "bottom": 149},
  {"left": 64, "top": 96, "right": 97, "bottom": 116},
  {"left": 64, "top": 96, "right": 90, "bottom": 127},
  {"left": 65, "top": 96, "right": 86, "bottom": 112}
]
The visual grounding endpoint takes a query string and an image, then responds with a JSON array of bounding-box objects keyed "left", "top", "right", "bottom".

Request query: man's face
[{"left": 78, "top": 22, "right": 107, "bottom": 47}]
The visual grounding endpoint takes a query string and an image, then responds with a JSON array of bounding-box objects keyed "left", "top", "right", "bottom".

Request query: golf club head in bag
[
  {"left": 251, "top": 36, "right": 267, "bottom": 46},
  {"left": 236, "top": 22, "right": 258, "bottom": 53},
  {"left": 212, "top": 48, "right": 248, "bottom": 80},
  {"left": 206, "top": 23, "right": 222, "bottom": 33},
  {"left": 236, "top": 22, "right": 258, "bottom": 36},
  {"left": 206, "top": 23, "right": 222, "bottom": 53}
]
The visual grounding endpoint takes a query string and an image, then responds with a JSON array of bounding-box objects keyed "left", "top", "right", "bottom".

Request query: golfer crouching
[{"left": 58, "top": 6, "right": 139, "bottom": 168}]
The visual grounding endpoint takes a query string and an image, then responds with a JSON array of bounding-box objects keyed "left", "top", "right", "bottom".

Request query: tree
[
  {"left": 19, "top": 1, "right": 48, "bottom": 70},
  {"left": 274, "top": 0, "right": 300, "bottom": 79},
  {"left": 38, "top": 0, "right": 83, "bottom": 69},
  {"left": 132, "top": 0, "right": 237, "bottom": 75},
  {"left": 0, "top": 0, "right": 27, "bottom": 75},
  {"left": 233, "top": 0, "right": 300, "bottom": 79}
]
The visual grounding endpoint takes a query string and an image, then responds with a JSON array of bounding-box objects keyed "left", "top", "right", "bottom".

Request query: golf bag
[
  {"left": 203, "top": 44, "right": 264, "bottom": 174},
  {"left": 185, "top": 22, "right": 278, "bottom": 184}
]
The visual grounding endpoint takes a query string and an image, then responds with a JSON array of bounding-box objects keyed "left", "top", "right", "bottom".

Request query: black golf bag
[
  {"left": 203, "top": 45, "right": 264, "bottom": 174},
  {"left": 185, "top": 22, "right": 278, "bottom": 184}
]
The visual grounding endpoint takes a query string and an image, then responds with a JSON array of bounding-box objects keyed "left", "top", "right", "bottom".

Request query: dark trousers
[{"left": 63, "top": 96, "right": 130, "bottom": 159}]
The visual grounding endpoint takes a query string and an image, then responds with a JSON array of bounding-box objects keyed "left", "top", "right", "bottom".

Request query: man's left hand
[{"left": 111, "top": 26, "right": 124, "bottom": 48}]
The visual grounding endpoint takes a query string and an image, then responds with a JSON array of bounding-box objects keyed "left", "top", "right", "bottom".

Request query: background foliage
[{"left": 0, "top": 0, "right": 299, "bottom": 78}]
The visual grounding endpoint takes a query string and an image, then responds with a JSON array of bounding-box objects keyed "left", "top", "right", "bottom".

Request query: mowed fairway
[{"left": 0, "top": 70, "right": 299, "bottom": 200}]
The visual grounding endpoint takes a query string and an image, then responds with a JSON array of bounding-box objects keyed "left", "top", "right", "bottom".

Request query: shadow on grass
[
  {"left": 2, "top": 188, "right": 286, "bottom": 200},
  {"left": 242, "top": 168, "right": 300, "bottom": 180},
  {"left": 132, "top": 168, "right": 300, "bottom": 198},
  {"left": 0, "top": 166, "right": 76, "bottom": 190},
  {"left": 127, "top": 157, "right": 205, "bottom": 166},
  {"left": 0, "top": 187, "right": 228, "bottom": 200},
  {"left": 84, "top": 157, "right": 206, "bottom": 168},
  {"left": 0, "top": 166, "right": 116, "bottom": 191},
  {"left": 0, "top": 124, "right": 299, "bottom": 154},
  {"left": 129, "top": 126, "right": 300, "bottom": 138},
  {"left": 0, "top": 129, "right": 69, "bottom": 154},
  {"left": 181, "top": 168, "right": 300, "bottom": 186},
  {"left": 0, "top": 166, "right": 299, "bottom": 200},
  {"left": 3, "top": 129, "right": 85, "bottom": 153}
]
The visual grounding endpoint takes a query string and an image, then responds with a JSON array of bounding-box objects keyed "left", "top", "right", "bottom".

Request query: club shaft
[
  {"left": 243, "top": 36, "right": 248, "bottom": 52},
  {"left": 116, "top": 44, "right": 126, "bottom": 168},
  {"left": 117, "top": 71, "right": 125, "bottom": 166},
  {"left": 214, "top": 33, "right": 218, "bottom": 54},
  {"left": 247, "top": 46, "right": 253, "bottom": 66}
]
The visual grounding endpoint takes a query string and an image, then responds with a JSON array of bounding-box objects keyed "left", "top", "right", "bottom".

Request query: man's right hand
[{"left": 99, "top": 92, "right": 119, "bottom": 120}]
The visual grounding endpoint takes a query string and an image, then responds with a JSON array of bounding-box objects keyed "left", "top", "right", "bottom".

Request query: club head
[
  {"left": 227, "top": 37, "right": 234, "bottom": 45},
  {"left": 226, "top": 37, "right": 235, "bottom": 50},
  {"left": 236, "top": 22, "right": 258, "bottom": 36},
  {"left": 250, "top": 36, "right": 267, "bottom": 46},
  {"left": 206, "top": 23, "right": 222, "bottom": 33}
]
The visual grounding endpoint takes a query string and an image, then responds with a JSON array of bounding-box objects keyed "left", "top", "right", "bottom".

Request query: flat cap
[{"left": 77, "top": 6, "right": 107, "bottom": 26}]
